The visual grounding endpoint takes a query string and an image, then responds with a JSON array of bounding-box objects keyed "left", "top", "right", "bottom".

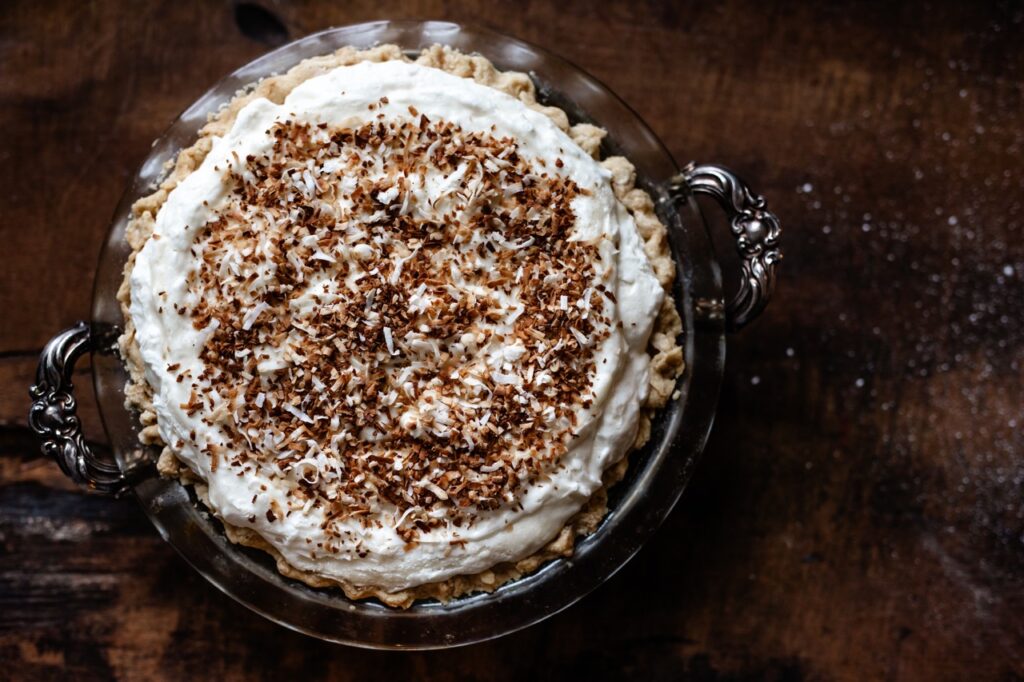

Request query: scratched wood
[{"left": 1, "top": 1, "right": 1022, "bottom": 680}]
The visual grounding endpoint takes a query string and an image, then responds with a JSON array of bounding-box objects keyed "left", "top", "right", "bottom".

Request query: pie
[{"left": 118, "top": 44, "right": 683, "bottom": 608}]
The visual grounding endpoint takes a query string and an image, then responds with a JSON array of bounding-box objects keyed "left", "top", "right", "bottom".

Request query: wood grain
[{"left": 1, "top": 0, "right": 1022, "bottom": 679}]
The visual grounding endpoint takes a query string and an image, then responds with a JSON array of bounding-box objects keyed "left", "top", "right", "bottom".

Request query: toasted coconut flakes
[
  {"left": 282, "top": 403, "right": 314, "bottom": 424},
  {"left": 569, "top": 327, "right": 590, "bottom": 347},
  {"left": 420, "top": 480, "right": 449, "bottom": 501},
  {"left": 490, "top": 371, "right": 520, "bottom": 385},
  {"left": 242, "top": 302, "right": 270, "bottom": 330}
]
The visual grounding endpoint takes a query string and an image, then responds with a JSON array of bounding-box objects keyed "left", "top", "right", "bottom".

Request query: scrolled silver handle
[
  {"left": 670, "top": 162, "right": 782, "bottom": 330},
  {"left": 28, "top": 321, "right": 128, "bottom": 496}
]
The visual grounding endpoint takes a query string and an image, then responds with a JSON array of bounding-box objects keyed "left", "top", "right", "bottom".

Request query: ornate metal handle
[
  {"left": 28, "top": 322, "right": 129, "bottom": 496},
  {"left": 670, "top": 162, "right": 782, "bottom": 330}
]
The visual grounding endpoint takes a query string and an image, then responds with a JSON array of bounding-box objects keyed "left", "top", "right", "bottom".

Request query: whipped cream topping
[{"left": 129, "top": 59, "right": 664, "bottom": 591}]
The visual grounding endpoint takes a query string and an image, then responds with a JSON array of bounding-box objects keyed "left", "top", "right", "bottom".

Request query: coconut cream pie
[{"left": 118, "top": 44, "right": 683, "bottom": 607}]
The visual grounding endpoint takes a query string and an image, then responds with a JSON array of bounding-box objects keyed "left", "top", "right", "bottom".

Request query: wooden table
[{"left": 2, "top": 1, "right": 1022, "bottom": 679}]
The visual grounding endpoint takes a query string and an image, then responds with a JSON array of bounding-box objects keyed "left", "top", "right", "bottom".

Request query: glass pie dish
[{"left": 27, "top": 20, "right": 782, "bottom": 648}]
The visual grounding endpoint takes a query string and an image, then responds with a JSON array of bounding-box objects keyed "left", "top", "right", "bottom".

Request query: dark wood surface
[{"left": 2, "top": 1, "right": 1023, "bottom": 679}]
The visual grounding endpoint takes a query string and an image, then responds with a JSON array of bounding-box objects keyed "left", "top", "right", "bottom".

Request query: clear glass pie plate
[{"left": 27, "top": 20, "right": 782, "bottom": 649}]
